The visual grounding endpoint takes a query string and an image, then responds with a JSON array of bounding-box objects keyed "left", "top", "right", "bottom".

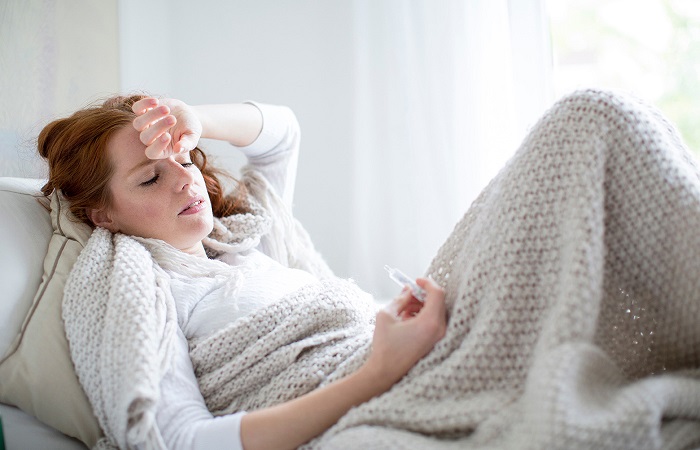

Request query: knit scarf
[{"left": 65, "top": 90, "right": 700, "bottom": 450}]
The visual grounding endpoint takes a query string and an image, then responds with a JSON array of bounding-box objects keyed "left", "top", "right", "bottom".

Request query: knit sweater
[{"left": 65, "top": 90, "right": 700, "bottom": 450}]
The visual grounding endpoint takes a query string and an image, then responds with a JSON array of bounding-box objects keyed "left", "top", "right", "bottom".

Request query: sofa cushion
[
  {"left": 0, "top": 178, "right": 51, "bottom": 357},
  {"left": 0, "top": 177, "right": 101, "bottom": 447}
]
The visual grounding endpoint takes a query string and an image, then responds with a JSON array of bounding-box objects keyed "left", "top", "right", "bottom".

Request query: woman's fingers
[
  {"left": 398, "top": 302, "right": 422, "bottom": 319},
  {"left": 131, "top": 97, "right": 158, "bottom": 116},
  {"left": 386, "top": 278, "right": 446, "bottom": 322},
  {"left": 396, "top": 293, "right": 423, "bottom": 318},
  {"left": 139, "top": 114, "right": 176, "bottom": 145},
  {"left": 133, "top": 104, "right": 170, "bottom": 131},
  {"left": 383, "top": 288, "right": 412, "bottom": 317},
  {"left": 414, "top": 277, "right": 447, "bottom": 339},
  {"left": 173, "top": 131, "right": 198, "bottom": 153},
  {"left": 130, "top": 98, "right": 176, "bottom": 158},
  {"left": 144, "top": 133, "right": 172, "bottom": 160},
  {"left": 368, "top": 278, "right": 448, "bottom": 384},
  {"left": 132, "top": 99, "right": 174, "bottom": 138},
  {"left": 132, "top": 97, "right": 201, "bottom": 157},
  {"left": 416, "top": 278, "right": 444, "bottom": 308}
]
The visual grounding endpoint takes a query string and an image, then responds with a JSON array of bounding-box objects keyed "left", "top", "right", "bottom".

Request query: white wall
[
  {"left": 119, "top": 0, "right": 358, "bottom": 281},
  {"left": 0, "top": 0, "right": 120, "bottom": 177},
  {"left": 0, "top": 1, "right": 550, "bottom": 297}
]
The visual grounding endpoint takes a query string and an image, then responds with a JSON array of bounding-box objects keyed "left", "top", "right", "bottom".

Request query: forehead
[{"left": 106, "top": 125, "right": 150, "bottom": 174}]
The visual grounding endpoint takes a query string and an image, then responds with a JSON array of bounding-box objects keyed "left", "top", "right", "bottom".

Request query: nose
[{"left": 167, "top": 158, "right": 195, "bottom": 191}]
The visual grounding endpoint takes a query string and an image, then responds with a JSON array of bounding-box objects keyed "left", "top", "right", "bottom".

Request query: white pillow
[{"left": 0, "top": 177, "right": 52, "bottom": 356}]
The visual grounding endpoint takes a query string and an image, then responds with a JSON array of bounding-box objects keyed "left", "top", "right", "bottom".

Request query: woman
[
  {"left": 42, "top": 90, "right": 700, "bottom": 450},
  {"left": 39, "top": 94, "right": 447, "bottom": 450}
]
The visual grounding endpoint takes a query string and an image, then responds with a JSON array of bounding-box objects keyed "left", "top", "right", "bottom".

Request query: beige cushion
[{"left": 0, "top": 185, "right": 102, "bottom": 447}]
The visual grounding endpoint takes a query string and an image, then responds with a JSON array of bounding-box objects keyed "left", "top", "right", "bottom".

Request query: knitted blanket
[{"left": 65, "top": 90, "right": 700, "bottom": 449}]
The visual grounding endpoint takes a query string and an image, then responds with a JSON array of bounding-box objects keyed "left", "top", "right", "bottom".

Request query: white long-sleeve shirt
[{"left": 156, "top": 103, "right": 318, "bottom": 450}]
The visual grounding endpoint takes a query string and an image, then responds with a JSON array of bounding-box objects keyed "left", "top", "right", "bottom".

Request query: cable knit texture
[{"left": 64, "top": 90, "right": 700, "bottom": 449}]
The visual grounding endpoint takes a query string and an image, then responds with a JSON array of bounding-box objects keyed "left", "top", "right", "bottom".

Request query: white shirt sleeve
[
  {"left": 156, "top": 327, "right": 246, "bottom": 450},
  {"left": 232, "top": 102, "right": 301, "bottom": 209},
  {"left": 156, "top": 103, "right": 302, "bottom": 449}
]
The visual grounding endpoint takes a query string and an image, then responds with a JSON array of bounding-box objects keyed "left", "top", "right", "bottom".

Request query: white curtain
[
  {"left": 349, "top": 0, "right": 553, "bottom": 298},
  {"left": 117, "top": 0, "right": 551, "bottom": 299}
]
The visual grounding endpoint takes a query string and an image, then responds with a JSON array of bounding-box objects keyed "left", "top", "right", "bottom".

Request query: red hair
[{"left": 38, "top": 94, "right": 249, "bottom": 226}]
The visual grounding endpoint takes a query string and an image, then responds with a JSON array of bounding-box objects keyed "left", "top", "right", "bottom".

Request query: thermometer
[{"left": 384, "top": 265, "right": 426, "bottom": 302}]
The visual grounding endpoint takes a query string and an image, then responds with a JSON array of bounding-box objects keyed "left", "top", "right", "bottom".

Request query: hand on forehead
[{"left": 132, "top": 97, "right": 202, "bottom": 159}]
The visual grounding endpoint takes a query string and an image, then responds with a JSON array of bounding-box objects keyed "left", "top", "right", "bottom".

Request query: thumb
[
  {"left": 416, "top": 277, "right": 446, "bottom": 311},
  {"left": 174, "top": 134, "right": 198, "bottom": 153}
]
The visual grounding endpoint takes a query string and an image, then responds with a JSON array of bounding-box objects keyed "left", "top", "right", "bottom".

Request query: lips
[{"left": 179, "top": 195, "right": 206, "bottom": 215}]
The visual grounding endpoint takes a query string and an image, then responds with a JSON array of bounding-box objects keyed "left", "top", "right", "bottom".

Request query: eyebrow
[{"left": 127, "top": 158, "right": 158, "bottom": 177}]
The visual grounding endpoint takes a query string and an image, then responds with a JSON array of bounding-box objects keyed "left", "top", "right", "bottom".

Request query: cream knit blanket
[{"left": 65, "top": 90, "right": 700, "bottom": 449}]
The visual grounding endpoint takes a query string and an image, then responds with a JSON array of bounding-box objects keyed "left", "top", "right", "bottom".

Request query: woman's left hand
[
  {"left": 131, "top": 97, "right": 203, "bottom": 159},
  {"left": 364, "top": 277, "right": 447, "bottom": 389}
]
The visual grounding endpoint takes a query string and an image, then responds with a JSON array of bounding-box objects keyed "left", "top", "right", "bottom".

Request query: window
[{"left": 547, "top": 0, "right": 700, "bottom": 156}]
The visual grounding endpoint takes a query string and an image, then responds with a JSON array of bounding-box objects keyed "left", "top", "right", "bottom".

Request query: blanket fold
[
  {"left": 64, "top": 89, "right": 700, "bottom": 450},
  {"left": 190, "top": 279, "right": 375, "bottom": 415}
]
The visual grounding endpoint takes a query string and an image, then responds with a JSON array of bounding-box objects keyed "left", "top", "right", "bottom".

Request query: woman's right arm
[
  {"left": 132, "top": 97, "right": 300, "bottom": 206},
  {"left": 240, "top": 277, "right": 447, "bottom": 450},
  {"left": 158, "top": 278, "right": 445, "bottom": 450},
  {"left": 131, "top": 97, "right": 264, "bottom": 155}
]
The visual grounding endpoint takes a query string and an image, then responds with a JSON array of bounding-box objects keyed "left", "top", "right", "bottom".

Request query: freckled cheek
[
  {"left": 115, "top": 196, "right": 170, "bottom": 224},
  {"left": 142, "top": 203, "right": 167, "bottom": 218}
]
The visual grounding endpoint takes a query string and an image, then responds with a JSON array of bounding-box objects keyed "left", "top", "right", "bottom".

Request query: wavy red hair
[{"left": 38, "top": 94, "right": 249, "bottom": 226}]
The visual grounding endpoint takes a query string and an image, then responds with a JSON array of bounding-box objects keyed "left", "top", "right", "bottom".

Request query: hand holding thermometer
[{"left": 384, "top": 265, "right": 427, "bottom": 302}]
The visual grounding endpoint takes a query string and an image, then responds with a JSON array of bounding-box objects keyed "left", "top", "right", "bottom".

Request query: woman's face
[{"left": 92, "top": 125, "right": 214, "bottom": 256}]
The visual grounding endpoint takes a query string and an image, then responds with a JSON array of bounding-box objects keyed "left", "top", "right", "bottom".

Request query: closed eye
[
  {"left": 141, "top": 174, "right": 159, "bottom": 186},
  {"left": 140, "top": 162, "right": 192, "bottom": 186}
]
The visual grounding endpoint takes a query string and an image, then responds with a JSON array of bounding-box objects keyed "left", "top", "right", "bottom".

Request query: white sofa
[
  {"left": 0, "top": 177, "right": 86, "bottom": 449},
  {"left": 0, "top": 175, "right": 386, "bottom": 449}
]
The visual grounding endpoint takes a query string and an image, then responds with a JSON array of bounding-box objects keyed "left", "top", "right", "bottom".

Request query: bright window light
[{"left": 547, "top": 0, "right": 700, "bottom": 156}]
